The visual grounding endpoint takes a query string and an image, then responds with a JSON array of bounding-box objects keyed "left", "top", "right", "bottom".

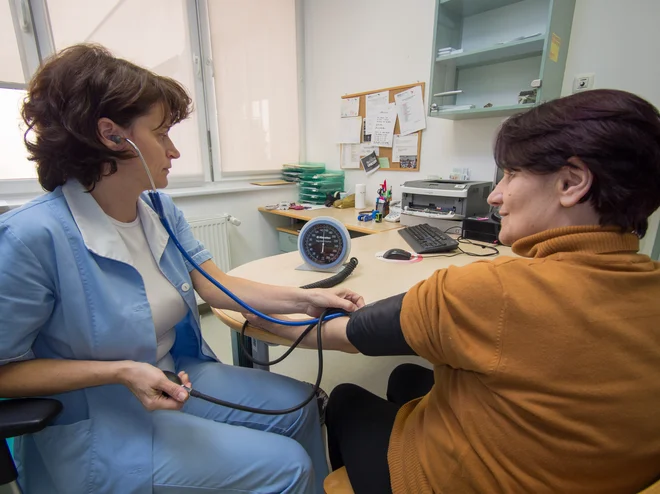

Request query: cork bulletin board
[{"left": 340, "top": 82, "right": 425, "bottom": 172}]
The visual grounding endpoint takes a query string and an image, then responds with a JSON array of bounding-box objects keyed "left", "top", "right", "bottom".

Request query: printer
[{"left": 400, "top": 179, "right": 492, "bottom": 230}]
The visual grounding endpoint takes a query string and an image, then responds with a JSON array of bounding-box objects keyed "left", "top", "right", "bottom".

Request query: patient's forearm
[
  {"left": 302, "top": 293, "right": 417, "bottom": 356},
  {"left": 298, "top": 317, "right": 358, "bottom": 353},
  {"left": 0, "top": 358, "right": 128, "bottom": 398}
]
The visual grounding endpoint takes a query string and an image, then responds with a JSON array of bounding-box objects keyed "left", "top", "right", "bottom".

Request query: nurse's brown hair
[{"left": 21, "top": 44, "right": 192, "bottom": 191}]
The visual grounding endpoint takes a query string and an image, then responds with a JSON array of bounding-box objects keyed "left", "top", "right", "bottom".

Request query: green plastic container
[
  {"left": 299, "top": 192, "right": 328, "bottom": 205},
  {"left": 281, "top": 163, "right": 327, "bottom": 183}
]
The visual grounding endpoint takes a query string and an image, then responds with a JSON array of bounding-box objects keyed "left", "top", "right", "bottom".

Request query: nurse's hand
[
  {"left": 118, "top": 362, "right": 191, "bottom": 411},
  {"left": 301, "top": 287, "right": 365, "bottom": 317}
]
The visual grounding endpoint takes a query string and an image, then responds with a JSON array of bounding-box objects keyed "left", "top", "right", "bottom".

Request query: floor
[{"left": 200, "top": 310, "right": 431, "bottom": 398}]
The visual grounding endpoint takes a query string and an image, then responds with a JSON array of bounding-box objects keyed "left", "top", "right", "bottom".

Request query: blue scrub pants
[{"left": 152, "top": 356, "right": 328, "bottom": 494}]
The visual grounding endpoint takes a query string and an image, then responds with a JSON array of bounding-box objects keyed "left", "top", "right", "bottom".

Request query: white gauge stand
[{"left": 295, "top": 262, "right": 346, "bottom": 274}]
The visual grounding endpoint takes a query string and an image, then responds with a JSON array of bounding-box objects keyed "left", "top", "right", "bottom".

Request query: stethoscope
[{"left": 109, "top": 135, "right": 346, "bottom": 414}]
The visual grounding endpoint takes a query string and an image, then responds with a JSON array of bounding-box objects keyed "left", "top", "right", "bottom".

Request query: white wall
[
  {"left": 303, "top": 0, "right": 660, "bottom": 254},
  {"left": 303, "top": 0, "right": 502, "bottom": 201},
  {"left": 173, "top": 186, "right": 297, "bottom": 268},
  {"left": 303, "top": 0, "right": 503, "bottom": 195}
]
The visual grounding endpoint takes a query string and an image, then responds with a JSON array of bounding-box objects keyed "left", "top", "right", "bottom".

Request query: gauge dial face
[{"left": 301, "top": 223, "right": 344, "bottom": 265}]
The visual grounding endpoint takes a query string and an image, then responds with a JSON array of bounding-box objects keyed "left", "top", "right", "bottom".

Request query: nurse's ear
[{"left": 98, "top": 118, "right": 125, "bottom": 149}]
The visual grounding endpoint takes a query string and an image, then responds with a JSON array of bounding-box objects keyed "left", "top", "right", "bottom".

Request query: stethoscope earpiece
[{"left": 109, "top": 135, "right": 123, "bottom": 144}]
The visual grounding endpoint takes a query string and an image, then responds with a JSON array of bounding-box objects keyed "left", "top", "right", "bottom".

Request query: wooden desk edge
[
  {"left": 258, "top": 206, "right": 312, "bottom": 221},
  {"left": 212, "top": 307, "right": 298, "bottom": 347},
  {"left": 258, "top": 207, "right": 402, "bottom": 235}
]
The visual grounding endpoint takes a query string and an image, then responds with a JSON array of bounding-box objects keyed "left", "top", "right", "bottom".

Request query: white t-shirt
[{"left": 110, "top": 215, "right": 187, "bottom": 372}]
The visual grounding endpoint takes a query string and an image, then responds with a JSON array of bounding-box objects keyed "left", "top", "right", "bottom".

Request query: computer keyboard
[{"left": 397, "top": 223, "right": 459, "bottom": 254}]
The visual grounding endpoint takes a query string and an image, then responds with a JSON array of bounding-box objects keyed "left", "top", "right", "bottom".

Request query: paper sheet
[
  {"left": 392, "top": 133, "right": 419, "bottom": 162},
  {"left": 341, "top": 97, "right": 359, "bottom": 118},
  {"left": 338, "top": 116, "right": 362, "bottom": 144},
  {"left": 342, "top": 142, "right": 381, "bottom": 169},
  {"left": 360, "top": 143, "right": 379, "bottom": 157},
  {"left": 360, "top": 151, "right": 380, "bottom": 176},
  {"left": 341, "top": 144, "right": 361, "bottom": 169},
  {"left": 371, "top": 103, "right": 397, "bottom": 148},
  {"left": 549, "top": 33, "right": 561, "bottom": 62},
  {"left": 378, "top": 157, "right": 390, "bottom": 169},
  {"left": 365, "top": 90, "right": 390, "bottom": 136},
  {"left": 394, "top": 86, "right": 426, "bottom": 136}
]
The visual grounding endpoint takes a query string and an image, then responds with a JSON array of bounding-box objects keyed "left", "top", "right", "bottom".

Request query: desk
[
  {"left": 258, "top": 206, "right": 402, "bottom": 235},
  {"left": 214, "top": 228, "right": 513, "bottom": 347}
]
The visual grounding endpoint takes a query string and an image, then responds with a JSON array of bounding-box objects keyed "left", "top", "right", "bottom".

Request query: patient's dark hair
[
  {"left": 21, "top": 43, "right": 192, "bottom": 191},
  {"left": 494, "top": 89, "right": 660, "bottom": 236}
]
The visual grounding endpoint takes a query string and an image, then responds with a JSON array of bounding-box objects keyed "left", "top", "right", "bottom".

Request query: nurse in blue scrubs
[{"left": 0, "top": 44, "right": 364, "bottom": 494}]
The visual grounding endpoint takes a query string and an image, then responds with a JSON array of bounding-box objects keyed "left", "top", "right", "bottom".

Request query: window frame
[{"left": 0, "top": 0, "right": 305, "bottom": 199}]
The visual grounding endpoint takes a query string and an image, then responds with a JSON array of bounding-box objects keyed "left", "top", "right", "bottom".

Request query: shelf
[
  {"left": 276, "top": 226, "right": 300, "bottom": 236},
  {"left": 440, "top": 0, "right": 524, "bottom": 18},
  {"left": 436, "top": 35, "right": 545, "bottom": 68},
  {"left": 432, "top": 103, "right": 534, "bottom": 120}
]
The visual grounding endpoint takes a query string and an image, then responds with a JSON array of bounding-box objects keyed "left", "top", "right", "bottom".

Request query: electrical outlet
[{"left": 573, "top": 73, "right": 595, "bottom": 93}]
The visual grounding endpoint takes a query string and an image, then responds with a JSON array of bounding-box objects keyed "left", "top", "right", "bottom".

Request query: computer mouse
[{"left": 383, "top": 248, "right": 413, "bottom": 260}]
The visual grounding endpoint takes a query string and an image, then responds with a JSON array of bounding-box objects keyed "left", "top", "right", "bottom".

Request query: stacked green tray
[
  {"left": 298, "top": 170, "right": 345, "bottom": 204},
  {"left": 281, "top": 163, "right": 326, "bottom": 182}
]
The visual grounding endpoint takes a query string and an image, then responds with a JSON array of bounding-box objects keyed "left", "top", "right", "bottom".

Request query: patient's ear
[{"left": 558, "top": 157, "right": 593, "bottom": 207}]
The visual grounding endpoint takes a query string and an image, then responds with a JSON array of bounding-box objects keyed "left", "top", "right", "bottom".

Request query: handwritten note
[
  {"left": 341, "top": 97, "right": 359, "bottom": 118},
  {"left": 394, "top": 85, "right": 426, "bottom": 136},
  {"left": 371, "top": 103, "right": 397, "bottom": 148},
  {"left": 392, "top": 133, "right": 419, "bottom": 162},
  {"left": 365, "top": 90, "right": 390, "bottom": 136}
]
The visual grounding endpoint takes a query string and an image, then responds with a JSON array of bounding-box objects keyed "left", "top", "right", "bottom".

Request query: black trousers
[{"left": 326, "top": 363, "right": 435, "bottom": 494}]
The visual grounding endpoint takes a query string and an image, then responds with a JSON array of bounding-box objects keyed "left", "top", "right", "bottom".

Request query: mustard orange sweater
[{"left": 389, "top": 226, "right": 660, "bottom": 493}]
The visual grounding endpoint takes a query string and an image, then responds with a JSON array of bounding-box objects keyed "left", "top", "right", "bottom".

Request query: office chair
[{"left": 0, "top": 398, "right": 62, "bottom": 493}]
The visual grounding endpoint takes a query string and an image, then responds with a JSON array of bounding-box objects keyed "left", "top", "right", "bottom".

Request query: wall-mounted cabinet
[{"left": 428, "top": 0, "right": 575, "bottom": 120}]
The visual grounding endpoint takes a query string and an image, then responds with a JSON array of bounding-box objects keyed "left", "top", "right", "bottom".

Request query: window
[
  {"left": 0, "top": 0, "right": 26, "bottom": 85},
  {"left": 206, "top": 0, "right": 301, "bottom": 175},
  {"left": 0, "top": 0, "right": 303, "bottom": 196},
  {"left": 0, "top": 88, "right": 35, "bottom": 181},
  {"left": 0, "top": 0, "right": 37, "bottom": 183},
  {"left": 46, "top": 0, "right": 208, "bottom": 185}
]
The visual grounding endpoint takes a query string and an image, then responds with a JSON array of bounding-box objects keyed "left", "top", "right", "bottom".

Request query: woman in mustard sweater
[{"left": 249, "top": 89, "right": 660, "bottom": 494}]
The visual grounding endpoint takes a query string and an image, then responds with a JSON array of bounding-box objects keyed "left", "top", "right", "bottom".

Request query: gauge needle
[{"left": 321, "top": 230, "right": 325, "bottom": 254}]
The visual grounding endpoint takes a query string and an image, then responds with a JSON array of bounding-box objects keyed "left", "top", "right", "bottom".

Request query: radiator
[{"left": 187, "top": 215, "right": 234, "bottom": 305}]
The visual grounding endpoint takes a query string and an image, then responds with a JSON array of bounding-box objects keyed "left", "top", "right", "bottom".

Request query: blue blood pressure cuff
[{"left": 346, "top": 293, "right": 416, "bottom": 356}]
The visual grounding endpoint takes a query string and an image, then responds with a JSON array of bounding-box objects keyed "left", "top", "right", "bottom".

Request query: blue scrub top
[{"left": 0, "top": 180, "right": 217, "bottom": 494}]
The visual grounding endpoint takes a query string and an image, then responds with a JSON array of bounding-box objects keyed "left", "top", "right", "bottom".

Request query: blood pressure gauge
[{"left": 297, "top": 217, "right": 351, "bottom": 272}]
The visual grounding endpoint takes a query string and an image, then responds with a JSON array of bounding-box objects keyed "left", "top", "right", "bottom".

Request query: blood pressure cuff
[{"left": 346, "top": 293, "right": 416, "bottom": 356}]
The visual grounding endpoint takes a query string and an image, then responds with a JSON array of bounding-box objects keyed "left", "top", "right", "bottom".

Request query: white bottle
[{"left": 355, "top": 184, "right": 366, "bottom": 209}]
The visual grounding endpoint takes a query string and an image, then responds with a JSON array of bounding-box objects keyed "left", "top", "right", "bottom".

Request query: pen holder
[{"left": 375, "top": 198, "right": 390, "bottom": 217}]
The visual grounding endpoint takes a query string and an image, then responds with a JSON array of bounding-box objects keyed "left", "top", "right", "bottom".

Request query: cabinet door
[
  {"left": 429, "top": 0, "right": 575, "bottom": 120},
  {"left": 278, "top": 231, "right": 299, "bottom": 253},
  {"left": 538, "top": 0, "right": 576, "bottom": 103}
]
